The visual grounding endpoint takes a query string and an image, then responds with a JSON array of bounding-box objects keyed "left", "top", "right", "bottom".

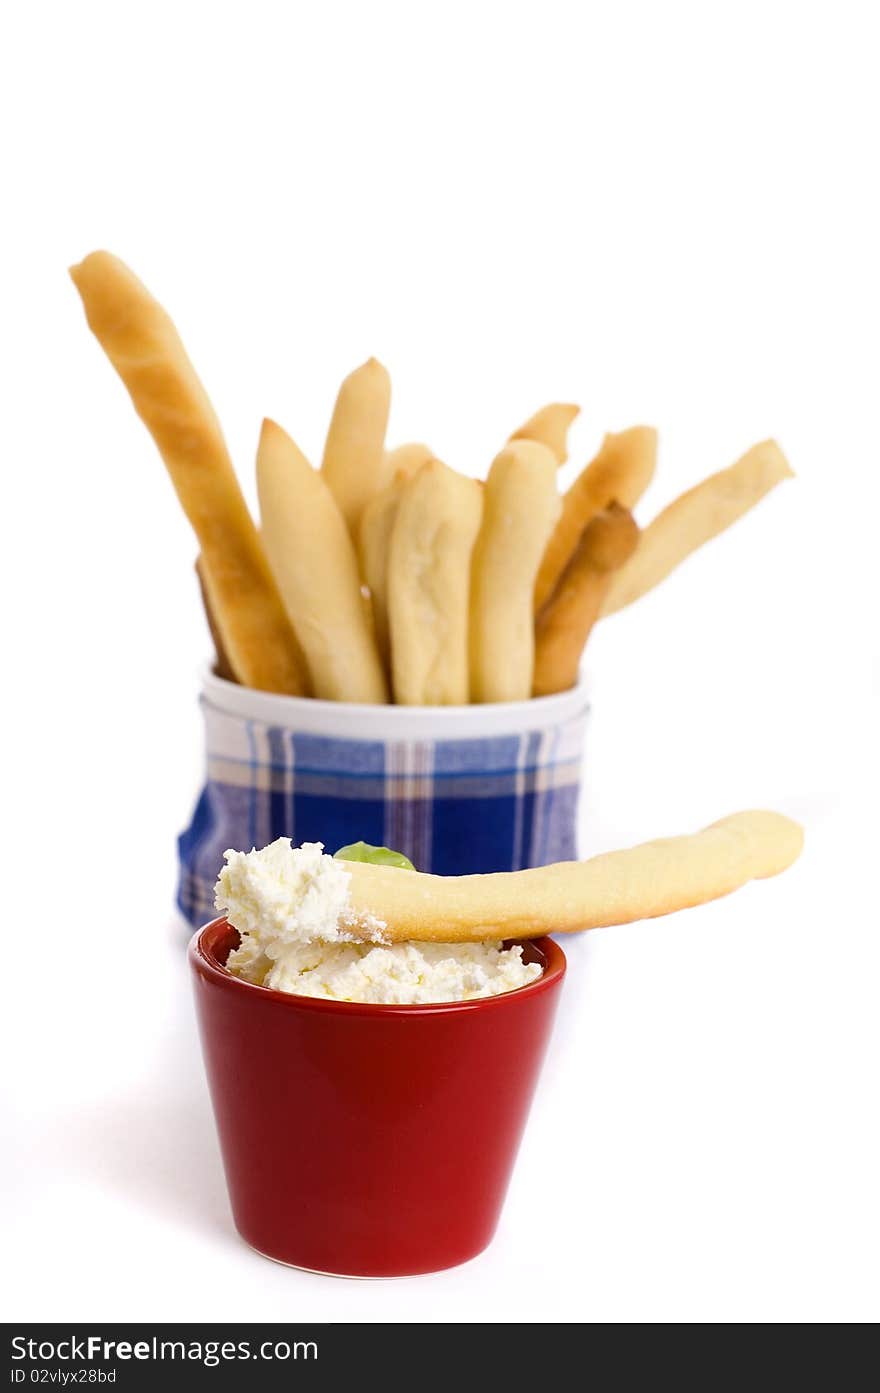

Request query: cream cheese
[{"left": 215, "top": 839, "right": 541, "bottom": 1004}]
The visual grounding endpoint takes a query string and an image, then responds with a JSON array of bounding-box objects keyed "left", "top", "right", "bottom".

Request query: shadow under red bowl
[{"left": 189, "top": 917, "right": 566, "bottom": 1277}]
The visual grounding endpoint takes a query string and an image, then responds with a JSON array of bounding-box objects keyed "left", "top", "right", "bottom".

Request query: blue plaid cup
[{"left": 177, "top": 669, "right": 589, "bottom": 927}]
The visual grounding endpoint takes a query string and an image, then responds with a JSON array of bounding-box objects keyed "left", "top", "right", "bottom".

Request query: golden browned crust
[
  {"left": 70, "top": 251, "right": 309, "bottom": 695},
  {"left": 533, "top": 504, "right": 639, "bottom": 695},
  {"left": 601, "top": 440, "right": 794, "bottom": 617},
  {"left": 195, "top": 556, "right": 235, "bottom": 681},
  {"left": 533, "top": 426, "right": 657, "bottom": 612}
]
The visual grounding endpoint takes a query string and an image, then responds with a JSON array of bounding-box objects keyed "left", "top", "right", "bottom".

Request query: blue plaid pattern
[{"left": 177, "top": 696, "right": 587, "bottom": 927}]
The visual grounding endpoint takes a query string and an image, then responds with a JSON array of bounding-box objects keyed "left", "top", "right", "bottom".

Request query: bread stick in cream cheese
[
  {"left": 388, "top": 459, "right": 483, "bottom": 704},
  {"left": 69, "top": 251, "right": 309, "bottom": 696},
  {"left": 343, "top": 810, "right": 804, "bottom": 942},
  {"left": 321, "top": 357, "right": 392, "bottom": 534},
  {"left": 258, "top": 418, "right": 388, "bottom": 702},
  {"left": 469, "top": 441, "right": 561, "bottom": 702},
  {"left": 534, "top": 426, "right": 657, "bottom": 611},
  {"left": 509, "top": 402, "right": 580, "bottom": 465},
  {"left": 600, "top": 440, "right": 794, "bottom": 617}
]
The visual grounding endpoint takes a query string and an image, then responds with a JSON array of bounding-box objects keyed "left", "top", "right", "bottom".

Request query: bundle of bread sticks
[{"left": 71, "top": 252, "right": 794, "bottom": 704}]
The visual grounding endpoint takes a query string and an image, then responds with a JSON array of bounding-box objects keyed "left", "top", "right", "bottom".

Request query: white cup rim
[{"left": 201, "top": 665, "right": 589, "bottom": 739}]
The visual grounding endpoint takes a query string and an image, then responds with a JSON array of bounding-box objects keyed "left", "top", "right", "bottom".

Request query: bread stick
[
  {"left": 533, "top": 504, "right": 639, "bottom": 695},
  {"left": 343, "top": 810, "right": 803, "bottom": 942},
  {"left": 358, "top": 442, "right": 435, "bottom": 668},
  {"left": 321, "top": 357, "right": 392, "bottom": 533},
  {"left": 601, "top": 440, "right": 794, "bottom": 617},
  {"left": 533, "top": 426, "right": 657, "bottom": 611},
  {"left": 384, "top": 442, "right": 433, "bottom": 479},
  {"left": 195, "top": 556, "right": 235, "bottom": 682},
  {"left": 69, "top": 251, "right": 309, "bottom": 696},
  {"left": 509, "top": 403, "right": 580, "bottom": 465},
  {"left": 388, "top": 459, "right": 483, "bottom": 704},
  {"left": 469, "top": 441, "right": 561, "bottom": 702},
  {"left": 257, "top": 418, "right": 388, "bottom": 703},
  {"left": 358, "top": 481, "right": 405, "bottom": 670}
]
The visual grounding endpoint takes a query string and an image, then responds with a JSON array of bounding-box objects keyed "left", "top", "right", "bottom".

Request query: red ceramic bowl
[{"left": 189, "top": 917, "right": 566, "bottom": 1277}]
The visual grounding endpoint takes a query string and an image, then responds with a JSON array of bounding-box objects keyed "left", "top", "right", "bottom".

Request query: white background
[{"left": 2, "top": 0, "right": 878, "bottom": 1324}]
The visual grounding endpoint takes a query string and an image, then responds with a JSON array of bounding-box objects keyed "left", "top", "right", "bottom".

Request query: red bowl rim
[{"left": 189, "top": 915, "right": 566, "bottom": 1018}]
